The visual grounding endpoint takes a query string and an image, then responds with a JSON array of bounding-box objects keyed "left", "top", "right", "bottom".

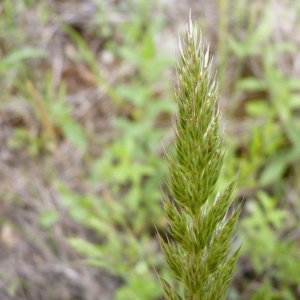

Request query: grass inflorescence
[{"left": 158, "top": 18, "right": 240, "bottom": 300}]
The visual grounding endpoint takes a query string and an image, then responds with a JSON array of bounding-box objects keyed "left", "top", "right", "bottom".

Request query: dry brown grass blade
[{"left": 26, "top": 80, "right": 57, "bottom": 141}]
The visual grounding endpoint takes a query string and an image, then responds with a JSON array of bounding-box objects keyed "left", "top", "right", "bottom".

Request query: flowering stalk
[{"left": 158, "top": 18, "right": 240, "bottom": 300}]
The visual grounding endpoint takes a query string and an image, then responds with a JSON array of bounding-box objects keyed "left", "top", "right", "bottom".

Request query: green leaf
[
  {"left": 236, "top": 77, "right": 266, "bottom": 92},
  {"left": 62, "top": 120, "right": 87, "bottom": 151},
  {"left": 0, "top": 48, "right": 45, "bottom": 70},
  {"left": 260, "top": 148, "right": 300, "bottom": 185},
  {"left": 39, "top": 210, "right": 59, "bottom": 228},
  {"left": 69, "top": 238, "right": 103, "bottom": 260},
  {"left": 245, "top": 100, "right": 270, "bottom": 117}
]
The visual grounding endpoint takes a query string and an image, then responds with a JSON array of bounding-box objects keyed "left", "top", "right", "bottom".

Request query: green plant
[
  {"left": 237, "top": 52, "right": 300, "bottom": 186},
  {"left": 8, "top": 74, "right": 87, "bottom": 154},
  {"left": 239, "top": 191, "right": 300, "bottom": 299},
  {"left": 219, "top": 3, "right": 300, "bottom": 298},
  {"left": 55, "top": 2, "right": 174, "bottom": 299},
  {"left": 221, "top": 1, "right": 300, "bottom": 191},
  {"left": 158, "top": 19, "right": 240, "bottom": 299}
]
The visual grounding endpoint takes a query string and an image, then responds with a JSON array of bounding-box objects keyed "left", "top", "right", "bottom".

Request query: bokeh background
[{"left": 1, "top": 0, "right": 300, "bottom": 299}]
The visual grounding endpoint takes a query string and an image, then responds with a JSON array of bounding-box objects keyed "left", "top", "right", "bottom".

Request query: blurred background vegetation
[{"left": 0, "top": 0, "right": 300, "bottom": 299}]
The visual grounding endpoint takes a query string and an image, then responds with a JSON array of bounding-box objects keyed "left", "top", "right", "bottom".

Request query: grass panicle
[{"left": 158, "top": 17, "right": 240, "bottom": 300}]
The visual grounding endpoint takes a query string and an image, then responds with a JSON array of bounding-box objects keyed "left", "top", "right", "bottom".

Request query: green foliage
[
  {"left": 8, "top": 127, "right": 48, "bottom": 156},
  {"left": 8, "top": 75, "right": 87, "bottom": 154},
  {"left": 2, "top": 1, "right": 300, "bottom": 299},
  {"left": 57, "top": 181, "right": 163, "bottom": 300},
  {"left": 158, "top": 20, "right": 240, "bottom": 299},
  {"left": 56, "top": 2, "right": 174, "bottom": 298},
  {"left": 220, "top": 3, "right": 300, "bottom": 298},
  {"left": 240, "top": 191, "right": 300, "bottom": 299},
  {"left": 231, "top": 46, "right": 300, "bottom": 186},
  {"left": 0, "top": 48, "right": 45, "bottom": 73},
  {"left": 47, "top": 84, "right": 87, "bottom": 151},
  {"left": 39, "top": 210, "right": 59, "bottom": 229}
]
